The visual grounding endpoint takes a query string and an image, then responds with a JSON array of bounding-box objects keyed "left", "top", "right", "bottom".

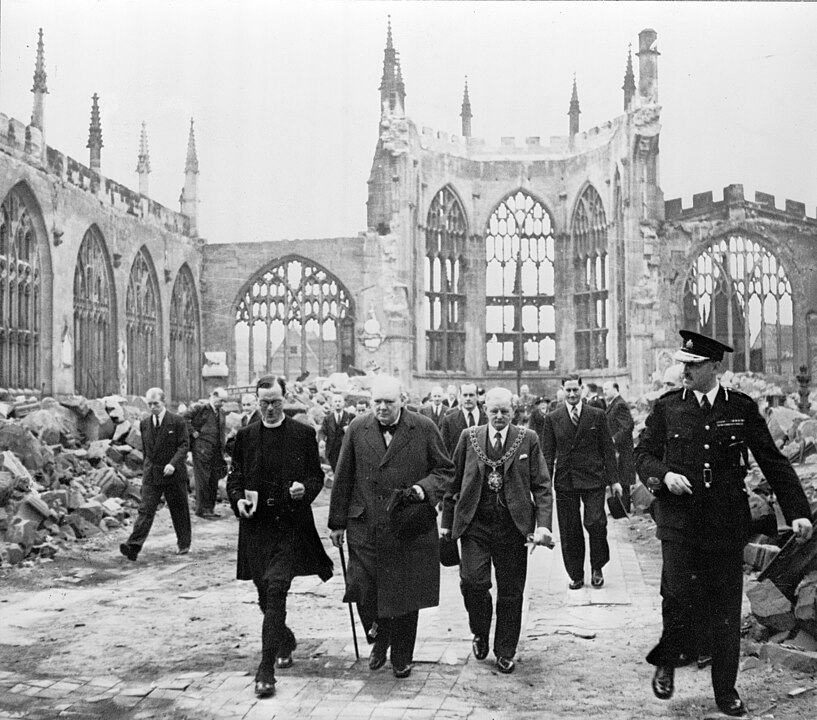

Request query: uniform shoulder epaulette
[{"left": 723, "top": 387, "right": 753, "bottom": 401}]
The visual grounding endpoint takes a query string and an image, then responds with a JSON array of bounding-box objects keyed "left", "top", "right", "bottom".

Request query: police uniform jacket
[{"left": 634, "top": 385, "right": 810, "bottom": 550}]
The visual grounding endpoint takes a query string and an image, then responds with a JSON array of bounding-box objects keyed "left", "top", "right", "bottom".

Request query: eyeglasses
[
  {"left": 146, "top": 401, "right": 162, "bottom": 406},
  {"left": 258, "top": 399, "right": 284, "bottom": 408}
]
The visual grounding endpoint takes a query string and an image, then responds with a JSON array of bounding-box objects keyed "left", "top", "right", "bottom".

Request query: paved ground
[{"left": 1, "top": 496, "right": 815, "bottom": 720}]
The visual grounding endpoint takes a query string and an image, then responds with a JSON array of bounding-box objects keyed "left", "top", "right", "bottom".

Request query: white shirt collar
[
  {"left": 566, "top": 400, "right": 583, "bottom": 416},
  {"left": 462, "top": 407, "right": 477, "bottom": 422},
  {"left": 154, "top": 409, "right": 166, "bottom": 425},
  {"left": 489, "top": 424, "right": 510, "bottom": 444},
  {"left": 262, "top": 416, "right": 285, "bottom": 429},
  {"left": 693, "top": 385, "right": 719, "bottom": 407}
]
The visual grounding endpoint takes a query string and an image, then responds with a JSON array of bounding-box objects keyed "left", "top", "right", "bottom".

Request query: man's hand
[
  {"left": 237, "top": 499, "right": 254, "bottom": 518},
  {"left": 330, "top": 529, "right": 345, "bottom": 548},
  {"left": 792, "top": 518, "right": 814, "bottom": 543},
  {"left": 610, "top": 482, "right": 623, "bottom": 498},
  {"left": 163, "top": 463, "right": 175, "bottom": 477},
  {"left": 440, "top": 528, "right": 451, "bottom": 538},
  {"left": 289, "top": 481, "right": 305, "bottom": 501},
  {"left": 531, "top": 526, "right": 553, "bottom": 546},
  {"left": 410, "top": 484, "right": 425, "bottom": 501},
  {"left": 663, "top": 472, "right": 693, "bottom": 495}
]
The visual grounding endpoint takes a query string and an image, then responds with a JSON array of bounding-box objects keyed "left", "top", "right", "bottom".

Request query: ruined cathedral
[{"left": 2, "top": 24, "right": 817, "bottom": 403}]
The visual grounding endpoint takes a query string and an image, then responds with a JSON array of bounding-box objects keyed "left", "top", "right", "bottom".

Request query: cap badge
[{"left": 685, "top": 339, "right": 694, "bottom": 349}]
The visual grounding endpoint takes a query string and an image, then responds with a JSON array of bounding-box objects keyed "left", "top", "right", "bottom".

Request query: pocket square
[{"left": 519, "top": 454, "right": 528, "bottom": 460}]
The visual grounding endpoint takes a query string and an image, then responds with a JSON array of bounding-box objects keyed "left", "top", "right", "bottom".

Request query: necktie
[
  {"left": 467, "top": 411, "right": 475, "bottom": 428},
  {"left": 701, "top": 396, "right": 711, "bottom": 412},
  {"left": 492, "top": 432, "right": 503, "bottom": 457},
  {"left": 570, "top": 407, "right": 579, "bottom": 426},
  {"left": 336, "top": 413, "right": 342, "bottom": 425},
  {"left": 153, "top": 415, "right": 159, "bottom": 429}
]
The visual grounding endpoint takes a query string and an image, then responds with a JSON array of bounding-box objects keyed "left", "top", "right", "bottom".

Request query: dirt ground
[{"left": 1, "top": 493, "right": 816, "bottom": 719}]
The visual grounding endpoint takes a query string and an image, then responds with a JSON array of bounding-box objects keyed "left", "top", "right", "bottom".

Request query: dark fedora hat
[
  {"left": 607, "top": 493, "right": 629, "bottom": 520},
  {"left": 439, "top": 535, "right": 460, "bottom": 567},
  {"left": 386, "top": 487, "right": 437, "bottom": 541}
]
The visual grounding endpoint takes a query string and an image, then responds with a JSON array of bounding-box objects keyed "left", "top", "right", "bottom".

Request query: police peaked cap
[{"left": 673, "top": 330, "right": 734, "bottom": 363}]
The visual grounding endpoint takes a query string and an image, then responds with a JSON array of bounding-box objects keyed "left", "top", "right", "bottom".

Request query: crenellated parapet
[
  {"left": 665, "top": 184, "right": 817, "bottom": 226},
  {"left": 0, "top": 111, "right": 196, "bottom": 238}
]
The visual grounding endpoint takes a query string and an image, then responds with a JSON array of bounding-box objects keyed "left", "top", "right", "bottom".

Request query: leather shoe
[
  {"left": 651, "top": 665, "right": 674, "bottom": 700},
  {"left": 696, "top": 654, "right": 712, "bottom": 669},
  {"left": 392, "top": 664, "right": 412, "bottom": 678},
  {"left": 716, "top": 695, "right": 747, "bottom": 717},
  {"left": 496, "top": 656, "right": 515, "bottom": 674},
  {"left": 591, "top": 569, "right": 604, "bottom": 588},
  {"left": 472, "top": 635, "right": 489, "bottom": 661},
  {"left": 254, "top": 679, "right": 276, "bottom": 698},
  {"left": 119, "top": 543, "right": 138, "bottom": 561},
  {"left": 176, "top": 546, "right": 190, "bottom": 556},
  {"left": 569, "top": 578, "right": 584, "bottom": 590},
  {"left": 275, "top": 653, "right": 293, "bottom": 669},
  {"left": 369, "top": 640, "right": 388, "bottom": 671}
]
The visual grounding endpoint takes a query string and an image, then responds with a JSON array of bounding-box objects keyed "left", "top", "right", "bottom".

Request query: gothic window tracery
[
  {"left": 485, "top": 191, "right": 556, "bottom": 371},
  {"left": 573, "top": 185, "right": 609, "bottom": 370},
  {"left": 0, "top": 189, "right": 40, "bottom": 391},
  {"left": 234, "top": 257, "right": 354, "bottom": 384},
  {"left": 683, "top": 236, "right": 793, "bottom": 374},
  {"left": 613, "top": 170, "right": 627, "bottom": 367},
  {"left": 126, "top": 248, "right": 162, "bottom": 395},
  {"left": 424, "top": 185, "right": 467, "bottom": 371},
  {"left": 73, "top": 227, "right": 116, "bottom": 397},
  {"left": 170, "top": 265, "right": 200, "bottom": 402}
]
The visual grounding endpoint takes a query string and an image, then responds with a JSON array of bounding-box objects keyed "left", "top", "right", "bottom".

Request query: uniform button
[
  {"left": 731, "top": 436, "right": 736, "bottom": 440},
  {"left": 704, "top": 425, "right": 710, "bottom": 431},
  {"left": 704, "top": 444, "right": 710, "bottom": 450},
  {"left": 704, "top": 462, "right": 711, "bottom": 468}
]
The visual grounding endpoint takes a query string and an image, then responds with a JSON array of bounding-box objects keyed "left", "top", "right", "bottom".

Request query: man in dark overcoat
[
  {"left": 120, "top": 387, "right": 190, "bottom": 561},
  {"left": 635, "top": 330, "right": 813, "bottom": 717},
  {"left": 419, "top": 384, "right": 448, "bottom": 429},
  {"left": 227, "top": 376, "right": 333, "bottom": 699},
  {"left": 329, "top": 375, "right": 454, "bottom": 679},
  {"left": 603, "top": 381, "right": 635, "bottom": 511},
  {"left": 541, "top": 373, "right": 622, "bottom": 590},
  {"left": 185, "top": 387, "right": 228, "bottom": 518},
  {"left": 440, "top": 383, "right": 488, "bottom": 457},
  {"left": 442, "top": 387, "right": 553, "bottom": 674},
  {"left": 320, "top": 393, "right": 353, "bottom": 472}
]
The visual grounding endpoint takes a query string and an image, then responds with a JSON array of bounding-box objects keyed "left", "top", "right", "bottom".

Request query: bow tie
[{"left": 378, "top": 422, "right": 399, "bottom": 435}]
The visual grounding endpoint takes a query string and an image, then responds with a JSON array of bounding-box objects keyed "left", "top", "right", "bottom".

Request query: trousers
[
  {"left": 125, "top": 480, "right": 191, "bottom": 550},
  {"left": 556, "top": 487, "right": 608, "bottom": 581}
]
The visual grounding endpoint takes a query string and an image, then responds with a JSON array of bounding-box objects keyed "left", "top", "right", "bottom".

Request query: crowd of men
[{"left": 116, "top": 329, "right": 814, "bottom": 717}]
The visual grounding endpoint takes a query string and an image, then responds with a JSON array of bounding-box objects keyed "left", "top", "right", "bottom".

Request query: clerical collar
[{"left": 261, "top": 417, "right": 285, "bottom": 429}]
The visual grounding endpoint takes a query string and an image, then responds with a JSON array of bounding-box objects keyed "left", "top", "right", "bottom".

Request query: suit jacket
[
  {"left": 440, "top": 406, "right": 488, "bottom": 457},
  {"left": 541, "top": 403, "right": 619, "bottom": 491},
  {"left": 419, "top": 404, "right": 447, "bottom": 429},
  {"left": 443, "top": 424, "right": 552, "bottom": 540},
  {"left": 226, "top": 417, "right": 332, "bottom": 582},
  {"left": 184, "top": 402, "right": 225, "bottom": 458},
  {"left": 140, "top": 411, "right": 189, "bottom": 486},
  {"left": 320, "top": 409, "right": 354, "bottom": 468},
  {"left": 635, "top": 386, "right": 811, "bottom": 549},
  {"left": 605, "top": 395, "right": 635, "bottom": 482},
  {"left": 328, "top": 410, "right": 454, "bottom": 616}
]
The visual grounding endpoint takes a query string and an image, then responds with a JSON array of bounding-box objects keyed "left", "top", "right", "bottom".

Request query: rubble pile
[{"left": 0, "top": 392, "right": 151, "bottom": 567}]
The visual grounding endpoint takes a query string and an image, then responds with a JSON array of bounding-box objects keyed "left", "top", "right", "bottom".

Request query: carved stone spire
[
  {"left": 460, "top": 76, "right": 472, "bottom": 138},
  {"left": 136, "top": 121, "right": 151, "bottom": 196},
  {"left": 180, "top": 118, "right": 199, "bottom": 235},
  {"left": 87, "top": 93, "right": 103, "bottom": 171},
  {"left": 379, "top": 16, "right": 405, "bottom": 117},
  {"left": 568, "top": 75, "right": 580, "bottom": 138},
  {"left": 623, "top": 43, "right": 636, "bottom": 110},
  {"left": 30, "top": 28, "right": 48, "bottom": 132}
]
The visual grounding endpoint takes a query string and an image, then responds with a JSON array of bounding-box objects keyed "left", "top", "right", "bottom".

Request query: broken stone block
[
  {"left": 0, "top": 425, "right": 54, "bottom": 472},
  {"left": 39, "top": 489, "right": 69, "bottom": 513},
  {"left": 759, "top": 643, "right": 817, "bottom": 672},
  {"left": 744, "top": 543, "right": 781, "bottom": 572},
  {"left": 77, "top": 400, "right": 114, "bottom": 442},
  {"left": 33, "top": 542, "right": 58, "bottom": 559},
  {"left": 86, "top": 440, "right": 111, "bottom": 462},
  {"left": 0, "top": 541, "right": 25, "bottom": 565},
  {"left": 0, "top": 506, "right": 7, "bottom": 533},
  {"left": 784, "top": 629, "right": 817, "bottom": 652},
  {"left": 746, "top": 578, "right": 796, "bottom": 633},
  {"left": 21, "top": 408, "right": 64, "bottom": 445},
  {"left": 125, "top": 448, "right": 143, "bottom": 471},
  {"left": 100, "top": 516, "right": 121, "bottom": 530},
  {"left": 794, "top": 571, "right": 817, "bottom": 637},
  {"left": 95, "top": 467, "right": 128, "bottom": 499},
  {"left": 0, "top": 470, "right": 14, "bottom": 504},
  {"left": 106, "top": 445, "right": 124, "bottom": 464},
  {"left": 125, "top": 424, "right": 143, "bottom": 453},
  {"left": 58, "top": 524, "right": 76, "bottom": 541},
  {"left": 101, "top": 498, "right": 123, "bottom": 517},
  {"left": 75, "top": 500, "right": 104, "bottom": 525},
  {"left": 1, "top": 449, "right": 34, "bottom": 484},
  {"left": 6, "top": 516, "right": 44, "bottom": 553},
  {"left": 12, "top": 397, "right": 40, "bottom": 419},
  {"left": 0, "top": 402, "right": 13, "bottom": 419},
  {"left": 112, "top": 421, "right": 131, "bottom": 444},
  {"left": 66, "top": 486, "right": 85, "bottom": 510}
]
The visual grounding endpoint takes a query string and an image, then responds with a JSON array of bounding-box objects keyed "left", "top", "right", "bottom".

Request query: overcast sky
[{"left": 1, "top": 0, "right": 816, "bottom": 244}]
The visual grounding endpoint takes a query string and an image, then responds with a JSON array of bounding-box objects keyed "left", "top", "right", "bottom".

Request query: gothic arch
[
  {"left": 0, "top": 181, "right": 52, "bottom": 392},
  {"left": 73, "top": 225, "right": 117, "bottom": 397},
  {"left": 126, "top": 247, "right": 162, "bottom": 395},
  {"left": 484, "top": 189, "right": 557, "bottom": 372},
  {"left": 571, "top": 183, "right": 610, "bottom": 370},
  {"left": 424, "top": 184, "right": 468, "bottom": 371},
  {"left": 233, "top": 255, "right": 355, "bottom": 385},
  {"left": 169, "top": 264, "right": 201, "bottom": 403},
  {"left": 683, "top": 232, "right": 794, "bottom": 375}
]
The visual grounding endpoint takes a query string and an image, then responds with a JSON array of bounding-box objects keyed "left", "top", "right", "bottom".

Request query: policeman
[{"left": 634, "top": 330, "right": 813, "bottom": 717}]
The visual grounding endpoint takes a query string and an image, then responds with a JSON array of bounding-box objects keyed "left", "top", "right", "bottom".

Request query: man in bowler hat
[{"left": 635, "top": 330, "right": 813, "bottom": 717}]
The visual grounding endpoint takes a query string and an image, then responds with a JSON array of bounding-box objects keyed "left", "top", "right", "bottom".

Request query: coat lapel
[
  {"left": 502, "top": 425, "right": 520, "bottom": 473},
  {"left": 363, "top": 415, "right": 386, "bottom": 459},
  {"left": 380, "top": 413, "right": 412, "bottom": 467}
]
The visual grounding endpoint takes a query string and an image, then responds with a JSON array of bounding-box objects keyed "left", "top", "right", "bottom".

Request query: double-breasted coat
[
  {"left": 440, "top": 407, "right": 488, "bottom": 457},
  {"left": 226, "top": 417, "right": 333, "bottom": 584},
  {"left": 140, "top": 411, "right": 189, "bottom": 487},
  {"left": 328, "top": 410, "right": 454, "bottom": 617},
  {"left": 605, "top": 394, "right": 635, "bottom": 485}
]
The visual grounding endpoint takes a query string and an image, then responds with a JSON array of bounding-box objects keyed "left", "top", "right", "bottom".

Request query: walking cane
[{"left": 338, "top": 544, "right": 360, "bottom": 660}]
